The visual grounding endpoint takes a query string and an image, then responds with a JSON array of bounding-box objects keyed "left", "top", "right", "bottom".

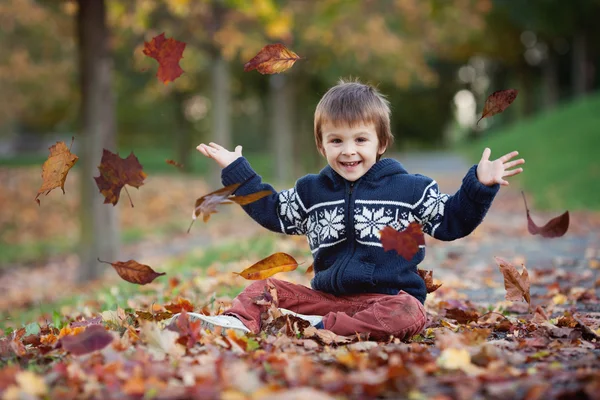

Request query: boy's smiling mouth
[{"left": 340, "top": 161, "right": 361, "bottom": 167}]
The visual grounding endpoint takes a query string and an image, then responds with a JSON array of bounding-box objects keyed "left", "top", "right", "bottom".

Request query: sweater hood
[{"left": 320, "top": 158, "right": 409, "bottom": 186}]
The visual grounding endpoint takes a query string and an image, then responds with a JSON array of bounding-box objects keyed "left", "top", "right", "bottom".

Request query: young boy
[{"left": 184, "top": 79, "right": 524, "bottom": 341}]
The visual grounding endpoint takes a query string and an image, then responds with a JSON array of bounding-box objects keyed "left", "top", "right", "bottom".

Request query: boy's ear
[
  {"left": 318, "top": 145, "right": 326, "bottom": 157},
  {"left": 378, "top": 145, "right": 387, "bottom": 155}
]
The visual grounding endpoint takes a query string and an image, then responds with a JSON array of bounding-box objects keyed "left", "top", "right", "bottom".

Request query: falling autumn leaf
[
  {"left": 417, "top": 269, "right": 442, "bottom": 293},
  {"left": 494, "top": 257, "right": 531, "bottom": 306},
  {"left": 522, "top": 192, "right": 569, "bottom": 238},
  {"left": 306, "top": 264, "right": 314, "bottom": 275},
  {"left": 59, "top": 325, "right": 113, "bottom": 356},
  {"left": 142, "top": 33, "right": 186, "bottom": 84},
  {"left": 244, "top": 43, "right": 301, "bottom": 74},
  {"left": 188, "top": 184, "right": 271, "bottom": 232},
  {"left": 234, "top": 253, "right": 299, "bottom": 280},
  {"left": 477, "top": 89, "right": 518, "bottom": 125},
  {"left": 165, "top": 159, "right": 184, "bottom": 169},
  {"left": 98, "top": 258, "right": 165, "bottom": 285},
  {"left": 94, "top": 149, "right": 147, "bottom": 207},
  {"left": 380, "top": 222, "right": 425, "bottom": 261},
  {"left": 35, "top": 138, "right": 78, "bottom": 205}
]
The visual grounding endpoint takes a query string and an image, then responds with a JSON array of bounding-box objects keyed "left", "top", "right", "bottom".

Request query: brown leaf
[
  {"left": 188, "top": 184, "right": 270, "bottom": 232},
  {"left": 380, "top": 222, "right": 425, "bottom": 261},
  {"left": 98, "top": 258, "right": 165, "bottom": 285},
  {"left": 494, "top": 257, "right": 531, "bottom": 305},
  {"left": 164, "top": 298, "right": 194, "bottom": 314},
  {"left": 35, "top": 139, "right": 78, "bottom": 205},
  {"left": 477, "top": 89, "right": 518, "bottom": 125},
  {"left": 445, "top": 308, "right": 480, "bottom": 324},
  {"left": 417, "top": 269, "right": 442, "bottom": 293},
  {"left": 94, "top": 149, "right": 147, "bottom": 207},
  {"left": 234, "top": 253, "right": 299, "bottom": 280},
  {"left": 244, "top": 43, "right": 301, "bottom": 74},
  {"left": 59, "top": 325, "right": 113, "bottom": 356},
  {"left": 142, "top": 33, "right": 186, "bottom": 84},
  {"left": 165, "top": 159, "right": 184, "bottom": 169},
  {"left": 136, "top": 311, "right": 173, "bottom": 322},
  {"left": 522, "top": 192, "right": 569, "bottom": 238}
]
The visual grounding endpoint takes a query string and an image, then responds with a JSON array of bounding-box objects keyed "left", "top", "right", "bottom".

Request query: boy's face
[{"left": 319, "top": 121, "right": 386, "bottom": 182}]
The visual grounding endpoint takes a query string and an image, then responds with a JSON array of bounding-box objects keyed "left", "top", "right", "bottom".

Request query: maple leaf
[
  {"left": 417, "top": 269, "right": 442, "bottom": 293},
  {"left": 187, "top": 183, "right": 271, "bottom": 232},
  {"left": 142, "top": 33, "right": 186, "bottom": 84},
  {"left": 98, "top": 258, "right": 166, "bottom": 285},
  {"left": 244, "top": 43, "right": 301, "bottom": 74},
  {"left": 35, "top": 138, "right": 78, "bottom": 205},
  {"left": 380, "top": 222, "right": 425, "bottom": 260},
  {"left": 522, "top": 192, "right": 569, "bottom": 238},
  {"left": 494, "top": 257, "right": 531, "bottom": 306},
  {"left": 234, "top": 253, "right": 299, "bottom": 280},
  {"left": 58, "top": 325, "right": 113, "bottom": 356},
  {"left": 94, "top": 149, "right": 147, "bottom": 207},
  {"left": 477, "top": 89, "right": 518, "bottom": 125}
]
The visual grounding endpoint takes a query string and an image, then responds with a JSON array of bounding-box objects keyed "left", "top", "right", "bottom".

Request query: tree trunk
[
  {"left": 210, "top": 54, "right": 231, "bottom": 186},
  {"left": 572, "top": 32, "right": 588, "bottom": 97},
  {"left": 77, "top": 0, "right": 119, "bottom": 283},
  {"left": 543, "top": 52, "right": 559, "bottom": 110},
  {"left": 270, "top": 74, "right": 294, "bottom": 185}
]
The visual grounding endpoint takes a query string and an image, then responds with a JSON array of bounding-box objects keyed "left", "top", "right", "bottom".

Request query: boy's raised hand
[
  {"left": 196, "top": 142, "right": 243, "bottom": 168},
  {"left": 476, "top": 148, "right": 524, "bottom": 187}
]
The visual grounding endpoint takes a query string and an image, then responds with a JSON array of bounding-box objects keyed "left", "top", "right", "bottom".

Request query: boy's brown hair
[{"left": 314, "top": 78, "right": 394, "bottom": 160}]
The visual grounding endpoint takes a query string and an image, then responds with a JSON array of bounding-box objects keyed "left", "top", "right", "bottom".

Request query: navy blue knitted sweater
[{"left": 222, "top": 157, "right": 499, "bottom": 304}]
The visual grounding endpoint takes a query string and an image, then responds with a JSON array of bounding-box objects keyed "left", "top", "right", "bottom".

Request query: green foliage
[{"left": 458, "top": 92, "right": 600, "bottom": 210}]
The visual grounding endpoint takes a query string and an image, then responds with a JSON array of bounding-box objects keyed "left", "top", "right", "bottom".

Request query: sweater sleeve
[
  {"left": 221, "top": 157, "right": 308, "bottom": 235},
  {"left": 415, "top": 165, "right": 499, "bottom": 241}
]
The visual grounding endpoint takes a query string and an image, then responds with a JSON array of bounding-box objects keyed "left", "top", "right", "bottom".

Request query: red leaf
[
  {"left": 522, "top": 192, "right": 569, "bottom": 238},
  {"left": 244, "top": 43, "right": 301, "bottom": 74},
  {"left": 380, "top": 222, "right": 425, "bottom": 260},
  {"left": 98, "top": 258, "right": 165, "bottom": 285},
  {"left": 94, "top": 149, "right": 147, "bottom": 207},
  {"left": 142, "top": 33, "right": 186, "bottom": 84},
  {"left": 477, "top": 89, "right": 518, "bottom": 125},
  {"left": 59, "top": 325, "right": 113, "bottom": 356},
  {"left": 417, "top": 269, "right": 442, "bottom": 293}
]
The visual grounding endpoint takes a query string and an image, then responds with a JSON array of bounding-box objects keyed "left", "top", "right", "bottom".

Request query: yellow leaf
[
  {"left": 234, "top": 252, "right": 298, "bottom": 280},
  {"left": 437, "top": 348, "right": 482, "bottom": 375},
  {"left": 15, "top": 371, "right": 48, "bottom": 397},
  {"left": 552, "top": 293, "right": 568, "bottom": 305}
]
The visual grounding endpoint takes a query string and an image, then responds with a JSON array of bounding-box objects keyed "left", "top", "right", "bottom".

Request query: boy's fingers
[
  {"left": 209, "top": 142, "right": 225, "bottom": 150},
  {"left": 501, "top": 150, "right": 519, "bottom": 162},
  {"left": 504, "top": 159, "right": 525, "bottom": 169},
  {"left": 235, "top": 145, "right": 243, "bottom": 155},
  {"left": 503, "top": 168, "right": 523, "bottom": 177},
  {"left": 480, "top": 147, "right": 491, "bottom": 162}
]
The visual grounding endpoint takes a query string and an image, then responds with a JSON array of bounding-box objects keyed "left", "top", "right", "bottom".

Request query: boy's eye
[
  {"left": 331, "top": 139, "right": 342, "bottom": 143},
  {"left": 356, "top": 137, "right": 367, "bottom": 143}
]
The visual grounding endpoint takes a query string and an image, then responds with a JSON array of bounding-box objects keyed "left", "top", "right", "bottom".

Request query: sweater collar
[{"left": 320, "top": 158, "right": 408, "bottom": 186}]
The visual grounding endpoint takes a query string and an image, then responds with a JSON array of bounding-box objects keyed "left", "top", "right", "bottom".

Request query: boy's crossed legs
[{"left": 225, "top": 278, "right": 427, "bottom": 341}]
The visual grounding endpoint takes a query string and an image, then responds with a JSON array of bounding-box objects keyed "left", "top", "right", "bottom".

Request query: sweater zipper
[{"left": 335, "top": 180, "right": 358, "bottom": 293}]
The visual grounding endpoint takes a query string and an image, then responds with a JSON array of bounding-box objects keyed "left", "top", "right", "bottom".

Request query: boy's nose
[{"left": 342, "top": 145, "right": 356, "bottom": 155}]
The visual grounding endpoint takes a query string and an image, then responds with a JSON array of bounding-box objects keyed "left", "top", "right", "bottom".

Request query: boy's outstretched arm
[
  {"left": 196, "top": 141, "right": 308, "bottom": 235},
  {"left": 418, "top": 148, "right": 524, "bottom": 241}
]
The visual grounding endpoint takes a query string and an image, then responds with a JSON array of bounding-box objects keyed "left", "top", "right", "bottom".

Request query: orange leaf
[
  {"left": 94, "top": 149, "right": 147, "bottom": 207},
  {"left": 244, "top": 43, "right": 301, "bottom": 74},
  {"left": 98, "top": 258, "right": 165, "bottom": 285},
  {"left": 380, "top": 222, "right": 425, "bottom": 260},
  {"left": 188, "top": 184, "right": 271, "bottom": 232},
  {"left": 522, "top": 192, "right": 569, "bottom": 238},
  {"left": 477, "top": 89, "right": 518, "bottom": 125},
  {"left": 164, "top": 298, "right": 194, "bottom": 314},
  {"left": 234, "top": 252, "right": 299, "bottom": 280},
  {"left": 417, "top": 269, "right": 442, "bottom": 293},
  {"left": 494, "top": 257, "right": 531, "bottom": 305},
  {"left": 306, "top": 263, "right": 314, "bottom": 275},
  {"left": 35, "top": 139, "right": 78, "bottom": 205},
  {"left": 142, "top": 33, "right": 186, "bottom": 84},
  {"left": 165, "top": 159, "right": 184, "bottom": 169}
]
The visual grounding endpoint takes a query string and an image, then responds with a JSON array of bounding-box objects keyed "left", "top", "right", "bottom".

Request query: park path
[{"left": 1, "top": 152, "right": 598, "bottom": 318}]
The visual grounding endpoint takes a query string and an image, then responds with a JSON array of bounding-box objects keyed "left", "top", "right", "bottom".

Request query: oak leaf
[
  {"left": 494, "top": 257, "right": 531, "bottom": 306},
  {"left": 477, "top": 89, "right": 518, "bottom": 125},
  {"left": 94, "top": 149, "right": 147, "bottom": 207},
  {"left": 98, "top": 258, "right": 165, "bottom": 285},
  {"left": 522, "top": 192, "right": 569, "bottom": 238},
  {"left": 142, "top": 33, "right": 186, "bottom": 84},
  {"left": 35, "top": 139, "right": 78, "bottom": 205},
  {"left": 234, "top": 253, "right": 299, "bottom": 280},
  {"left": 244, "top": 43, "right": 301, "bottom": 74},
  {"left": 59, "top": 325, "right": 113, "bottom": 356},
  {"left": 380, "top": 222, "right": 425, "bottom": 260},
  {"left": 417, "top": 269, "right": 442, "bottom": 293},
  {"left": 188, "top": 183, "right": 271, "bottom": 232}
]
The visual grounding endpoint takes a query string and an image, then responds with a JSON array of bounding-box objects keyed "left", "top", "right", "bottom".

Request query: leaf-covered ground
[{"left": 1, "top": 168, "right": 599, "bottom": 399}]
